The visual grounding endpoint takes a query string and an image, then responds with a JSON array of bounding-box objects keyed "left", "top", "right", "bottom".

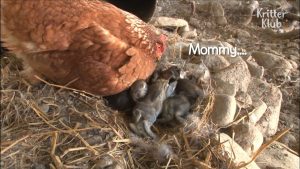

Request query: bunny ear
[{"left": 166, "top": 81, "right": 178, "bottom": 97}]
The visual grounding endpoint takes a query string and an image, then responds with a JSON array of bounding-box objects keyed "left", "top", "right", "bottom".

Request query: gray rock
[
  {"left": 242, "top": 1, "right": 259, "bottom": 25},
  {"left": 233, "top": 123, "right": 264, "bottom": 156},
  {"left": 189, "top": 17, "right": 201, "bottom": 28},
  {"left": 212, "top": 77, "right": 237, "bottom": 96},
  {"left": 217, "top": 133, "right": 261, "bottom": 169},
  {"left": 249, "top": 99, "right": 268, "bottom": 125},
  {"left": 210, "top": 2, "right": 227, "bottom": 25},
  {"left": 202, "top": 55, "right": 230, "bottom": 71},
  {"left": 196, "top": 2, "right": 227, "bottom": 25},
  {"left": 248, "top": 78, "right": 282, "bottom": 137},
  {"left": 152, "top": 17, "right": 190, "bottom": 34},
  {"left": 256, "top": 141, "right": 299, "bottom": 169},
  {"left": 213, "top": 59, "right": 251, "bottom": 93},
  {"left": 224, "top": 55, "right": 245, "bottom": 64},
  {"left": 211, "top": 94, "right": 236, "bottom": 127},
  {"left": 251, "top": 52, "right": 281, "bottom": 68},
  {"left": 235, "top": 91, "right": 252, "bottom": 108},
  {"left": 289, "top": 59, "right": 298, "bottom": 69},
  {"left": 182, "top": 29, "right": 198, "bottom": 39},
  {"left": 242, "top": 54, "right": 253, "bottom": 61},
  {"left": 251, "top": 52, "right": 293, "bottom": 78},
  {"left": 246, "top": 60, "right": 265, "bottom": 79},
  {"left": 236, "top": 29, "right": 251, "bottom": 39},
  {"left": 197, "top": 40, "right": 224, "bottom": 49},
  {"left": 222, "top": 41, "right": 234, "bottom": 48}
]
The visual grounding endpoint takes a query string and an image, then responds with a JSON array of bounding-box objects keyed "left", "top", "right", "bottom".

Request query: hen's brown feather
[{"left": 1, "top": 0, "right": 165, "bottom": 95}]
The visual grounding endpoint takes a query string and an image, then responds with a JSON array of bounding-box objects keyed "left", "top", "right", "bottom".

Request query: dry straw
[{"left": 1, "top": 53, "right": 290, "bottom": 169}]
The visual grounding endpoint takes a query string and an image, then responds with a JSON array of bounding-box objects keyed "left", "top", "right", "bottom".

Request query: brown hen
[{"left": 1, "top": 0, "right": 166, "bottom": 96}]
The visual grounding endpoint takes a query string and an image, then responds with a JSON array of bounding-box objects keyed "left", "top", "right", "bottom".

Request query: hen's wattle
[{"left": 1, "top": 0, "right": 166, "bottom": 96}]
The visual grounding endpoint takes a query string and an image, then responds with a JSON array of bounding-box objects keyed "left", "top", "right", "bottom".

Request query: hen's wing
[
  {"left": 25, "top": 50, "right": 73, "bottom": 81},
  {"left": 26, "top": 24, "right": 155, "bottom": 95},
  {"left": 72, "top": 25, "right": 155, "bottom": 95}
]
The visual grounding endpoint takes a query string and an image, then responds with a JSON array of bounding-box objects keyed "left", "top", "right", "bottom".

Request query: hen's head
[
  {"left": 122, "top": 10, "right": 167, "bottom": 61},
  {"left": 144, "top": 26, "right": 167, "bottom": 60},
  {"left": 154, "top": 34, "right": 167, "bottom": 60}
]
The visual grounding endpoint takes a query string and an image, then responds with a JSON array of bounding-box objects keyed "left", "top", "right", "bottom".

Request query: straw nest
[{"left": 1, "top": 52, "right": 287, "bottom": 169}]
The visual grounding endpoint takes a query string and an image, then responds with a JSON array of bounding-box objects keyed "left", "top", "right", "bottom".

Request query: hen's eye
[{"left": 156, "top": 43, "right": 163, "bottom": 52}]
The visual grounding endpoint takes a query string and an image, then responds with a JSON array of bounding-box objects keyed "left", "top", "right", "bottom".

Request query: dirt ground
[{"left": 155, "top": 0, "right": 299, "bottom": 152}]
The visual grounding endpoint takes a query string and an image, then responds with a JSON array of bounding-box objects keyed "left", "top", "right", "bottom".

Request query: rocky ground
[
  {"left": 151, "top": 0, "right": 299, "bottom": 168},
  {"left": 1, "top": 0, "right": 299, "bottom": 168}
]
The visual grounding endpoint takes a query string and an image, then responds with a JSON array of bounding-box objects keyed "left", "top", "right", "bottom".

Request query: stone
[
  {"left": 222, "top": 41, "right": 234, "bottom": 49},
  {"left": 251, "top": 52, "right": 293, "bottom": 78},
  {"left": 249, "top": 99, "right": 268, "bottom": 125},
  {"left": 251, "top": 52, "right": 285, "bottom": 69},
  {"left": 196, "top": 2, "right": 227, "bottom": 25},
  {"left": 202, "top": 55, "right": 230, "bottom": 72},
  {"left": 223, "top": 0, "right": 259, "bottom": 26},
  {"left": 289, "top": 59, "right": 298, "bottom": 69},
  {"left": 152, "top": 17, "right": 190, "bottom": 34},
  {"left": 212, "top": 59, "right": 251, "bottom": 93},
  {"left": 248, "top": 78, "right": 283, "bottom": 137},
  {"left": 235, "top": 92, "right": 252, "bottom": 108},
  {"left": 236, "top": 29, "right": 251, "bottom": 39},
  {"left": 241, "top": 1, "right": 259, "bottom": 25},
  {"left": 217, "top": 133, "right": 261, "bottom": 169},
  {"left": 211, "top": 94, "right": 236, "bottom": 127},
  {"left": 233, "top": 123, "right": 264, "bottom": 156},
  {"left": 256, "top": 141, "right": 300, "bottom": 169},
  {"left": 189, "top": 17, "right": 201, "bottom": 28},
  {"left": 212, "top": 77, "right": 237, "bottom": 96},
  {"left": 182, "top": 29, "right": 198, "bottom": 39},
  {"left": 246, "top": 60, "right": 265, "bottom": 79},
  {"left": 210, "top": 2, "right": 227, "bottom": 25},
  {"left": 224, "top": 55, "right": 244, "bottom": 64}
]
